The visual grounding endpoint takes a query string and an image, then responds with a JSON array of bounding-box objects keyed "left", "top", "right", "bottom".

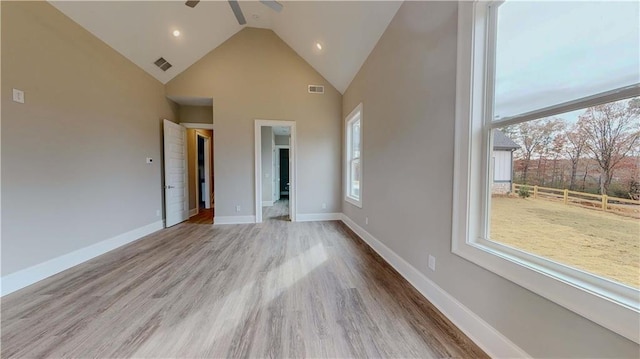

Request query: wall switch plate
[
  {"left": 156, "top": 209, "right": 161, "bottom": 217},
  {"left": 12, "top": 89, "right": 25, "bottom": 103},
  {"left": 322, "top": 203, "right": 327, "bottom": 209},
  {"left": 365, "top": 217, "right": 369, "bottom": 225},
  {"left": 236, "top": 205, "right": 241, "bottom": 212},
  {"left": 428, "top": 255, "right": 436, "bottom": 271},
  {"left": 146, "top": 158, "right": 153, "bottom": 164}
]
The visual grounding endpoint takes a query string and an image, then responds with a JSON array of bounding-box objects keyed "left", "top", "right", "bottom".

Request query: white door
[{"left": 163, "top": 119, "right": 189, "bottom": 227}]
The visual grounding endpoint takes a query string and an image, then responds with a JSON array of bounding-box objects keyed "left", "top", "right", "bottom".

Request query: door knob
[{"left": 167, "top": 185, "right": 175, "bottom": 189}]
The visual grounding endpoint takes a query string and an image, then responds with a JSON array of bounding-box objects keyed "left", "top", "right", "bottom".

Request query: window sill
[
  {"left": 345, "top": 196, "right": 362, "bottom": 208},
  {"left": 452, "top": 238, "right": 640, "bottom": 344}
]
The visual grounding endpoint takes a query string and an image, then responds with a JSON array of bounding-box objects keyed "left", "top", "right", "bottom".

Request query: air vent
[
  {"left": 308, "top": 85, "right": 324, "bottom": 94},
  {"left": 154, "top": 57, "right": 173, "bottom": 71}
]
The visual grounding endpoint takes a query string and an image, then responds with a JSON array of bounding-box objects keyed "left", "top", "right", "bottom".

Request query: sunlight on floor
[{"left": 132, "top": 243, "right": 328, "bottom": 356}]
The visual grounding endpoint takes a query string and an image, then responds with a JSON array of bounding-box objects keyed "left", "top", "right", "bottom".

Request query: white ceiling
[{"left": 49, "top": 1, "right": 402, "bottom": 94}]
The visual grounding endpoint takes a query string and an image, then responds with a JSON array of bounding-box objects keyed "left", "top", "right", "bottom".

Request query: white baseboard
[
  {"left": 189, "top": 208, "right": 198, "bottom": 217},
  {"left": 262, "top": 201, "right": 274, "bottom": 207},
  {"left": 214, "top": 215, "right": 256, "bottom": 225},
  {"left": 340, "top": 214, "right": 530, "bottom": 359},
  {"left": 296, "top": 213, "right": 342, "bottom": 222},
  {"left": 0, "top": 220, "right": 164, "bottom": 297}
]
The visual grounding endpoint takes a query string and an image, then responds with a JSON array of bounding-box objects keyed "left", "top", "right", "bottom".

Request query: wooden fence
[{"left": 511, "top": 184, "right": 640, "bottom": 219}]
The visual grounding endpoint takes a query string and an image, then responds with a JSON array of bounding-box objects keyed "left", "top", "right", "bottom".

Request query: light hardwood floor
[
  {"left": 263, "top": 199, "right": 290, "bottom": 222},
  {"left": 1, "top": 211, "right": 488, "bottom": 358}
]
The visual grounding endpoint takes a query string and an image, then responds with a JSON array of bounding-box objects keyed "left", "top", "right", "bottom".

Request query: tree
[
  {"left": 564, "top": 123, "right": 589, "bottom": 190},
  {"left": 512, "top": 118, "right": 564, "bottom": 184},
  {"left": 579, "top": 99, "right": 640, "bottom": 195},
  {"left": 549, "top": 133, "right": 566, "bottom": 187}
]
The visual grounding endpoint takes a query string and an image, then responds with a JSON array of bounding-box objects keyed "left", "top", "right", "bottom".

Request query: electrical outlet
[
  {"left": 322, "top": 203, "right": 327, "bottom": 209},
  {"left": 156, "top": 209, "right": 161, "bottom": 217},
  {"left": 428, "top": 255, "right": 436, "bottom": 271},
  {"left": 146, "top": 157, "right": 153, "bottom": 164},
  {"left": 236, "top": 205, "right": 241, "bottom": 212},
  {"left": 365, "top": 217, "right": 369, "bottom": 225},
  {"left": 12, "top": 89, "right": 25, "bottom": 103}
]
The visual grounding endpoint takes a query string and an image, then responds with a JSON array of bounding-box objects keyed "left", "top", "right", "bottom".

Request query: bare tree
[
  {"left": 549, "top": 133, "right": 566, "bottom": 187},
  {"left": 564, "top": 122, "right": 589, "bottom": 190},
  {"left": 513, "top": 118, "right": 564, "bottom": 184},
  {"left": 579, "top": 99, "right": 640, "bottom": 195}
]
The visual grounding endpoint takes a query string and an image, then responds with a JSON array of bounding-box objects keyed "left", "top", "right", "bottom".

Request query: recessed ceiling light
[
  {"left": 173, "top": 30, "right": 181, "bottom": 37},
  {"left": 316, "top": 42, "right": 323, "bottom": 50}
]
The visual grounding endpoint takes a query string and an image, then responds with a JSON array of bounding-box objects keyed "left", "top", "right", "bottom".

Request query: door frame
[
  {"left": 194, "top": 132, "right": 212, "bottom": 213},
  {"left": 255, "top": 120, "right": 296, "bottom": 223}
]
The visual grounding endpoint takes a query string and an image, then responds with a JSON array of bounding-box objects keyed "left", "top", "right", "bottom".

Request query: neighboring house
[{"left": 492, "top": 130, "right": 520, "bottom": 194}]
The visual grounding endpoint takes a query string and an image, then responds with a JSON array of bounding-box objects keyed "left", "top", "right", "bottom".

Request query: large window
[
  {"left": 453, "top": 1, "right": 639, "bottom": 343},
  {"left": 345, "top": 104, "right": 363, "bottom": 207}
]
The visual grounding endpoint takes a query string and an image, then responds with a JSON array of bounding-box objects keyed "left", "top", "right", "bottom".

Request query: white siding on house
[{"left": 493, "top": 150, "right": 512, "bottom": 182}]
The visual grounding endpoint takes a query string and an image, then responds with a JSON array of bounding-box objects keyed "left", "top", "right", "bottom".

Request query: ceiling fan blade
[
  {"left": 260, "top": 0, "right": 283, "bottom": 13},
  {"left": 228, "top": 0, "right": 247, "bottom": 25},
  {"left": 185, "top": 0, "right": 200, "bottom": 8}
]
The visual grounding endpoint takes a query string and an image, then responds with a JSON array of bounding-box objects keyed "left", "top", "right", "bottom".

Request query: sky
[{"left": 493, "top": 1, "right": 640, "bottom": 120}]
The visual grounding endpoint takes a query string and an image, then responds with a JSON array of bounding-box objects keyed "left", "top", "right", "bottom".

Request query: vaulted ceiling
[{"left": 49, "top": 1, "right": 402, "bottom": 93}]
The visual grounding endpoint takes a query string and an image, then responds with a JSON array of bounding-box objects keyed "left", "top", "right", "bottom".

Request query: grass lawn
[{"left": 490, "top": 196, "right": 640, "bottom": 288}]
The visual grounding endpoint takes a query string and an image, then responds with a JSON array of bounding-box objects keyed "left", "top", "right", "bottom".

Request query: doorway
[
  {"left": 255, "top": 120, "right": 296, "bottom": 223},
  {"left": 187, "top": 128, "right": 214, "bottom": 224}
]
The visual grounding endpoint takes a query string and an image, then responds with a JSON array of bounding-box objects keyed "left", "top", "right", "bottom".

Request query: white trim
[
  {"left": 452, "top": 2, "right": 640, "bottom": 343},
  {"left": 340, "top": 214, "right": 530, "bottom": 359},
  {"left": 296, "top": 213, "right": 342, "bottom": 222},
  {"left": 344, "top": 103, "right": 363, "bottom": 208},
  {"left": 254, "top": 120, "right": 297, "bottom": 223},
  {"left": 262, "top": 201, "right": 274, "bottom": 207},
  {"left": 180, "top": 122, "right": 213, "bottom": 129},
  {"left": 214, "top": 215, "right": 256, "bottom": 225},
  {"left": 189, "top": 208, "right": 198, "bottom": 217},
  {"left": 0, "top": 221, "right": 164, "bottom": 296}
]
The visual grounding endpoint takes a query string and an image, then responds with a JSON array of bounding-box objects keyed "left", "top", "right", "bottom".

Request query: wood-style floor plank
[{"left": 1, "top": 200, "right": 488, "bottom": 358}]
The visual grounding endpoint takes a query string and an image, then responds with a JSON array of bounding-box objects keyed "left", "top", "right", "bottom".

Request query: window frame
[
  {"left": 345, "top": 103, "right": 363, "bottom": 208},
  {"left": 453, "top": 1, "right": 640, "bottom": 344}
]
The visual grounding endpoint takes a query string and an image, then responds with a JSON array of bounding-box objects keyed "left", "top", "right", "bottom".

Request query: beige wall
[
  {"left": 179, "top": 105, "right": 213, "bottom": 124},
  {"left": 186, "top": 129, "right": 214, "bottom": 211},
  {"left": 166, "top": 28, "right": 342, "bottom": 217},
  {"left": 261, "top": 127, "right": 273, "bottom": 203},
  {"left": 342, "top": 1, "right": 638, "bottom": 357},
  {"left": 1, "top": 2, "right": 177, "bottom": 275}
]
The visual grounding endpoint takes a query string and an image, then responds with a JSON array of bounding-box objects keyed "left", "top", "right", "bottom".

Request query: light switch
[{"left": 12, "top": 89, "right": 25, "bottom": 104}]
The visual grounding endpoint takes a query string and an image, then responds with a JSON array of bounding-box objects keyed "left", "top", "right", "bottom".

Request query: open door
[{"left": 163, "top": 119, "right": 189, "bottom": 227}]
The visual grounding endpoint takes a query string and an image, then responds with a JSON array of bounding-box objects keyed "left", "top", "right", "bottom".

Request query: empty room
[{"left": 2, "top": 1, "right": 639, "bottom": 358}]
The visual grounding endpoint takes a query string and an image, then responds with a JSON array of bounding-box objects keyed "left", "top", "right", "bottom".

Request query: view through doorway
[
  {"left": 186, "top": 128, "right": 214, "bottom": 225},
  {"left": 256, "top": 121, "right": 295, "bottom": 222}
]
